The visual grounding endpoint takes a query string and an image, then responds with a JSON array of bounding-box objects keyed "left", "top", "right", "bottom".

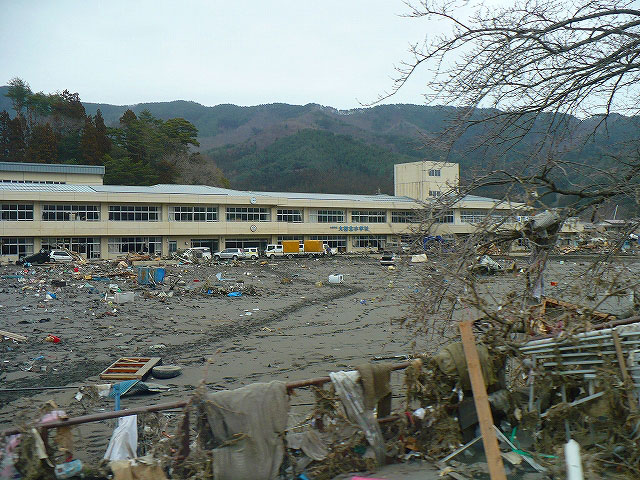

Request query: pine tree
[
  {"left": 6, "top": 116, "right": 26, "bottom": 162},
  {"left": 94, "top": 109, "right": 111, "bottom": 157},
  {"left": 0, "top": 111, "right": 11, "bottom": 162},
  {"left": 80, "top": 115, "right": 100, "bottom": 164},
  {"left": 25, "top": 123, "right": 57, "bottom": 163}
]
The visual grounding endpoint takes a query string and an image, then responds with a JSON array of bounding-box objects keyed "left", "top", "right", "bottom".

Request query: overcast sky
[{"left": 1, "top": 0, "right": 437, "bottom": 108}]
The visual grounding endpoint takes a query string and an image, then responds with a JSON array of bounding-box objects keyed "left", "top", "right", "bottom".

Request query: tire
[
  {"left": 269, "top": 254, "right": 275, "bottom": 259},
  {"left": 287, "top": 254, "right": 293, "bottom": 259},
  {"left": 232, "top": 255, "right": 238, "bottom": 260},
  {"left": 214, "top": 255, "right": 220, "bottom": 261},
  {"left": 152, "top": 365, "right": 182, "bottom": 379},
  {"left": 251, "top": 255, "right": 257, "bottom": 260}
]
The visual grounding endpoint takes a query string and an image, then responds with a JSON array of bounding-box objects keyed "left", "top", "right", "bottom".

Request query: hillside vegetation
[{"left": 2, "top": 82, "right": 639, "bottom": 201}]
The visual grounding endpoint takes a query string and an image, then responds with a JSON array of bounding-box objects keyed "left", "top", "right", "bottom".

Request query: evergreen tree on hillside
[
  {"left": 0, "top": 114, "right": 27, "bottom": 162},
  {"left": 1, "top": 80, "right": 225, "bottom": 186},
  {"left": 5, "top": 78, "right": 31, "bottom": 118},
  {"left": 26, "top": 123, "right": 57, "bottom": 163}
]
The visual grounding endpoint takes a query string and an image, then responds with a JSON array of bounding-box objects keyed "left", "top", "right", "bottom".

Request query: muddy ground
[{"left": 1, "top": 254, "right": 639, "bottom": 467}]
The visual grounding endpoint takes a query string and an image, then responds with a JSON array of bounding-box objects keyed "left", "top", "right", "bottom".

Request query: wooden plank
[
  {"left": 612, "top": 329, "right": 638, "bottom": 413},
  {"left": 100, "top": 357, "right": 161, "bottom": 380},
  {"left": 0, "top": 330, "right": 27, "bottom": 342},
  {"left": 459, "top": 320, "right": 507, "bottom": 480},
  {"left": 135, "top": 357, "right": 160, "bottom": 378}
]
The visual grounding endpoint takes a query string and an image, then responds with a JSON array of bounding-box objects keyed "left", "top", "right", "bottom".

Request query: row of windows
[
  {"left": 1, "top": 204, "right": 34, "bottom": 221},
  {"left": 435, "top": 210, "right": 455, "bottom": 224},
  {"left": 459, "top": 210, "right": 512, "bottom": 224},
  {"left": 0, "top": 203, "right": 513, "bottom": 225},
  {"left": 169, "top": 206, "right": 217, "bottom": 222},
  {"left": 109, "top": 205, "right": 160, "bottom": 222},
  {"left": 226, "top": 207, "right": 271, "bottom": 222},
  {"left": 0, "top": 180, "right": 66, "bottom": 184},
  {"left": 352, "top": 235, "right": 387, "bottom": 248},
  {"left": 351, "top": 210, "right": 386, "bottom": 223},
  {"left": 107, "top": 237, "right": 163, "bottom": 255},
  {"left": 391, "top": 210, "right": 418, "bottom": 223},
  {"left": 0, "top": 204, "right": 423, "bottom": 223},
  {"left": 309, "top": 235, "right": 347, "bottom": 250},
  {"left": 277, "top": 209, "right": 303, "bottom": 223},
  {"left": 42, "top": 205, "right": 100, "bottom": 221},
  {"left": 0, "top": 237, "right": 34, "bottom": 256},
  {"left": 41, "top": 237, "right": 101, "bottom": 259},
  {"left": 310, "top": 210, "right": 345, "bottom": 223}
]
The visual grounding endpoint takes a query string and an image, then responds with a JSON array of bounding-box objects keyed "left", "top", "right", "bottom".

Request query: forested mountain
[
  {"left": 2, "top": 82, "right": 639, "bottom": 199},
  {"left": 0, "top": 82, "right": 228, "bottom": 186}
]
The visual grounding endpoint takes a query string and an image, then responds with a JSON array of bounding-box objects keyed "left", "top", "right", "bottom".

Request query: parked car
[
  {"left": 380, "top": 251, "right": 396, "bottom": 266},
  {"left": 244, "top": 247, "right": 259, "bottom": 260},
  {"left": 49, "top": 250, "right": 74, "bottom": 262},
  {"left": 213, "top": 248, "right": 245, "bottom": 261},
  {"left": 17, "top": 249, "right": 51, "bottom": 265},
  {"left": 183, "top": 247, "right": 212, "bottom": 260}
]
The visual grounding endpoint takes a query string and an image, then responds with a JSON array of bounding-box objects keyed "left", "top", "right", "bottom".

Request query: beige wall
[
  {"left": 394, "top": 161, "right": 460, "bottom": 201},
  {"left": 0, "top": 188, "right": 536, "bottom": 260},
  {"left": 0, "top": 171, "right": 104, "bottom": 185}
]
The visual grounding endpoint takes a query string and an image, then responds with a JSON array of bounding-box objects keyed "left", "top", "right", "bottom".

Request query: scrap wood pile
[
  {"left": 526, "top": 297, "right": 616, "bottom": 335},
  {"left": 4, "top": 320, "right": 640, "bottom": 479},
  {"left": 189, "top": 273, "right": 260, "bottom": 297}
]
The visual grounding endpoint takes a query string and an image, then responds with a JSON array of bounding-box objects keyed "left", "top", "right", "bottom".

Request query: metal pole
[{"left": 1, "top": 362, "right": 411, "bottom": 437}]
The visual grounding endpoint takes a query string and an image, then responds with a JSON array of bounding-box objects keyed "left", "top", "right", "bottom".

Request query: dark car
[{"left": 17, "top": 249, "right": 51, "bottom": 265}]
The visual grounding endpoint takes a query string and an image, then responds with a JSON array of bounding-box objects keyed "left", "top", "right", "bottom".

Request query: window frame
[
  {"left": 0, "top": 204, "right": 34, "bottom": 221},
  {"left": 108, "top": 205, "right": 160, "bottom": 222},
  {"left": 311, "top": 209, "right": 345, "bottom": 223},
  {"left": 0, "top": 237, "right": 34, "bottom": 256},
  {"left": 225, "top": 206, "right": 271, "bottom": 222},
  {"left": 169, "top": 206, "right": 218, "bottom": 222},
  {"left": 350, "top": 210, "right": 386, "bottom": 223},
  {"left": 276, "top": 209, "right": 303, "bottom": 223},
  {"left": 391, "top": 210, "right": 419, "bottom": 223},
  {"left": 42, "top": 204, "right": 100, "bottom": 222}
]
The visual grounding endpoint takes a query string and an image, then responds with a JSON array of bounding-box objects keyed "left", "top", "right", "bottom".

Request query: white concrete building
[{"left": 0, "top": 161, "right": 525, "bottom": 260}]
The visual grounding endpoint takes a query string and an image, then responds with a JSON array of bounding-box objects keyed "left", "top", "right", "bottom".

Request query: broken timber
[
  {"left": 99, "top": 357, "right": 161, "bottom": 380},
  {"left": 0, "top": 330, "right": 27, "bottom": 342},
  {"left": 459, "top": 320, "right": 507, "bottom": 480}
]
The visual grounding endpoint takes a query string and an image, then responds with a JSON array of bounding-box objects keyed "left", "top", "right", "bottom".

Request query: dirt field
[{"left": 1, "top": 253, "right": 639, "bottom": 468}]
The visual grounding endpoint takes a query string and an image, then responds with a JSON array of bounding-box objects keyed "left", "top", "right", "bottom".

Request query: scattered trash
[
  {"left": 114, "top": 291, "right": 135, "bottom": 303},
  {"left": 110, "top": 454, "right": 168, "bottom": 480},
  {"left": 54, "top": 459, "right": 83, "bottom": 478},
  {"left": 151, "top": 365, "right": 182, "bottom": 379},
  {"left": 45, "top": 334, "right": 61, "bottom": 343},
  {"left": 100, "top": 357, "right": 161, "bottom": 380},
  {"left": 104, "top": 415, "right": 138, "bottom": 461},
  {"left": 227, "top": 291, "right": 242, "bottom": 297},
  {"left": 0, "top": 330, "right": 27, "bottom": 342},
  {"left": 411, "top": 253, "right": 428, "bottom": 263},
  {"left": 328, "top": 274, "right": 344, "bottom": 284}
]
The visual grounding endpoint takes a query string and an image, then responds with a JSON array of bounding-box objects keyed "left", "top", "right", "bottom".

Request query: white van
[
  {"left": 264, "top": 244, "right": 284, "bottom": 258},
  {"left": 244, "top": 247, "right": 259, "bottom": 259},
  {"left": 184, "top": 247, "right": 212, "bottom": 260}
]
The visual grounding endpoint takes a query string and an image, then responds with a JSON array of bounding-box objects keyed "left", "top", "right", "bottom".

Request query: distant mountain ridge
[{"left": 2, "top": 85, "right": 639, "bottom": 198}]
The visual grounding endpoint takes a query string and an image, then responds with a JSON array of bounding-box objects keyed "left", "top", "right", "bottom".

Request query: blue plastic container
[
  {"left": 137, "top": 267, "right": 151, "bottom": 285},
  {"left": 153, "top": 267, "right": 165, "bottom": 284}
]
